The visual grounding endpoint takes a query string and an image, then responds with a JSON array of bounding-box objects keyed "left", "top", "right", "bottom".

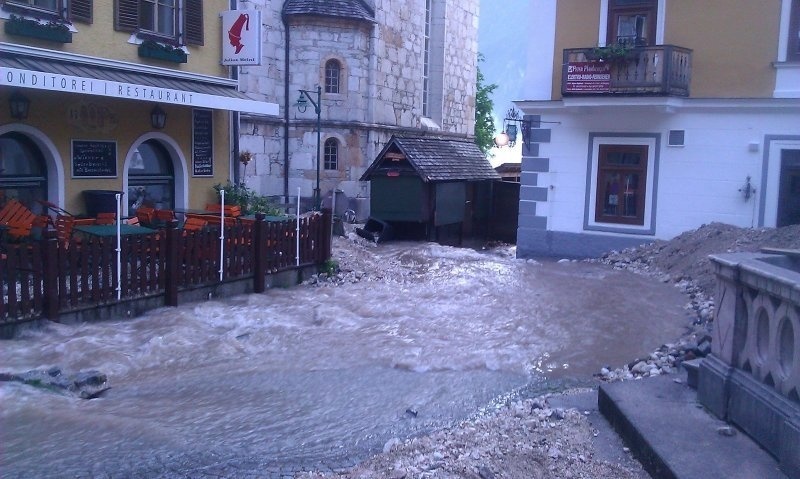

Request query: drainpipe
[
  {"left": 364, "top": 21, "right": 379, "bottom": 198},
  {"left": 282, "top": 10, "right": 291, "bottom": 203},
  {"left": 231, "top": 0, "right": 240, "bottom": 185}
]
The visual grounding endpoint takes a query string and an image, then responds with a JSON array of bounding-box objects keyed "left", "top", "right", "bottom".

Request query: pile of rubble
[
  {"left": 298, "top": 393, "right": 646, "bottom": 479},
  {"left": 591, "top": 221, "right": 800, "bottom": 382}
]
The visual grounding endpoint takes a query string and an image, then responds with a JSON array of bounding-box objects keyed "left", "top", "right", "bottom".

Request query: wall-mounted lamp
[
  {"left": 494, "top": 107, "right": 530, "bottom": 148},
  {"left": 739, "top": 175, "right": 756, "bottom": 201},
  {"left": 150, "top": 105, "right": 166, "bottom": 129},
  {"left": 9, "top": 91, "right": 30, "bottom": 120}
]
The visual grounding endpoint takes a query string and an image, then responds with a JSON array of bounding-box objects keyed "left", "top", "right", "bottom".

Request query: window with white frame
[
  {"left": 789, "top": 0, "right": 800, "bottom": 61},
  {"left": 115, "top": 0, "right": 203, "bottom": 46},
  {"left": 139, "top": 0, "right": 175, "bottom": 38},
  {"left": 324, "top": 138, "right": 338, "bottom": 170},
  {"left": 4, "top": 0, "right": 59, "bottom": 15},
  {"left": 324, "top": 59, "right": 341, "bottom": 94},
  {"left": 586, "top": 136, "right": 658, "bottom": 233},
  {"left": 2, "top": 0, "right": 92, "bottom": 23}
]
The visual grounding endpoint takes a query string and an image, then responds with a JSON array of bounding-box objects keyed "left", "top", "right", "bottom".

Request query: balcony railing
[{"left": 562, "top": 45, "right": 692, "bottom": 97}]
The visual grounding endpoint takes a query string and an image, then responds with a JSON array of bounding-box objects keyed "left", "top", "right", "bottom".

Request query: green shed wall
[{"left": 370, "top": 176, "right": 428, "bottom": 222}]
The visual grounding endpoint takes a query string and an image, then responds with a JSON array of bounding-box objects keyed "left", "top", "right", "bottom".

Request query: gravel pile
[
  {"left": 297, "top": 393, "right": 646, "bottom": 479},
  {"left": 591, "top": 222, "right": 800, "bottom": 382},
  {"left": 297, "top": 222, "right": 799, "bottom": 478}
]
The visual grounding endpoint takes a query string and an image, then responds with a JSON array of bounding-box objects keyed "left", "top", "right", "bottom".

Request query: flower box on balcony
[
  {"left": 4, "top": 16, "right": 72, "bottom": 43},
  {"left": 586, "top": 44, "right": 639, "bottom": 63},
  {"left": 138, "top": 41, "right": 187, "bottom": 64}
]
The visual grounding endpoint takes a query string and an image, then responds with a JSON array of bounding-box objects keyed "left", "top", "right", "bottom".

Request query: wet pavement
[{"left": 0, "top": 241, "right": 691, "bottom": 477}]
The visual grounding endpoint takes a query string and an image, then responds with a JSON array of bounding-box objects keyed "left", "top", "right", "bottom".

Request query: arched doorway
[
  {"left": 127, "top": 139, "right": 175, "bottom": 214},
  {"left": 0, "top": 132, "right": 48, "bottom": 212}
]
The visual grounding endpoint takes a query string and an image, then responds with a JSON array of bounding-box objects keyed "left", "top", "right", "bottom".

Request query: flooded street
[{"left": 0, "top": 240, "right": 690, "bottom": 477}]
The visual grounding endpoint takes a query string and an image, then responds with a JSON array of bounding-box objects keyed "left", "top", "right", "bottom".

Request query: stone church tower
[{"left": 236, "top": 0, "right": 480, "bottom": 214}]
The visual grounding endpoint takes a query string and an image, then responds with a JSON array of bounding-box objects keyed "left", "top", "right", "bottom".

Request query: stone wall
[
  {"left": 236, "top": 0, "right": 479, "bottom": 203},
  {"left": 699, "top": 251, "right": 800, "bottom": 479}
]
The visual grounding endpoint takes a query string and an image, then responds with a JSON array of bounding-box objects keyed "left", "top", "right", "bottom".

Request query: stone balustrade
[{"left": 699, "top": 250, "right": 800, "bottom": 478}]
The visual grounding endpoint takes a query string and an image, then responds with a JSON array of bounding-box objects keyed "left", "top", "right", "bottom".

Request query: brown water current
[{"left": 0, "top": 242, "right": 689, "bottom": 477}]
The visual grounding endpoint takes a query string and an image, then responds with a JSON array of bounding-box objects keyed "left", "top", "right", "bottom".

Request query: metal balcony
[{"left": 562, "top": 45, "right": 692, "bottom": 97}]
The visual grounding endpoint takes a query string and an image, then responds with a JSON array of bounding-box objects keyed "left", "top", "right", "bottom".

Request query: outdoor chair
[
  {"left": 135, "top": 206, "right": 156, "bottom": 227},
  {"left": 205, "top": 203, "right": 242, "bottom": 219},
  {"left": 154, "top": 209, "right": 176, "bottom": 225},
  {"left": 182, "top": 216, "right": 208, "bottom": 232},
  {"left": 55, "top": 215, "right": 95, "bottom": 248},
  {"left": 0, "top": 199, "right": 40, "bottom": 240},
  {"left": 95, "top": 212, "right": 117, "bottom": 225}
]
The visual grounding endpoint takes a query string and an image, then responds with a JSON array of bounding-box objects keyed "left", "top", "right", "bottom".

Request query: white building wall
[{"left": 517, "top": 101, "right": 800, "bottom": 257}]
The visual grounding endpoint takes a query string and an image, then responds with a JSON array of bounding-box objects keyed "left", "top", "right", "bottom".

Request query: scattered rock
[
  {"left": 477, "top": 465, "right": 495, "bottom": 479},
  {"left": 0, "top": 368, "right": 109, "bottom": 399}
]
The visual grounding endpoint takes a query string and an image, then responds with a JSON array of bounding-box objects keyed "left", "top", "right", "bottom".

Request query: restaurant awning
[{"left": 0, "top": 46, "right": 278, "bottom": 116}]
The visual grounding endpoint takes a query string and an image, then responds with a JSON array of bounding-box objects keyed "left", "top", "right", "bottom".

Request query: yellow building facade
[{"left": 0, "top": 1, "right": 276, "bottom": 217}]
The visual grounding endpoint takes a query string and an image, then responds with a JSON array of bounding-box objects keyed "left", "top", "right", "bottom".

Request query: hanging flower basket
[
  {"left": 4, "top": 15, "right": 72, "bottom": 43},
  {"left": 138, "top": 41, "right": 187, "bottom": 63}
]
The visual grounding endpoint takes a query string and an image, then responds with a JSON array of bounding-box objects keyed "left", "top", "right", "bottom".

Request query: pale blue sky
[
  {"left": 478, "top": 0, "right": 530, "bottom": 163},
  {"left": 478, "top": 0, "right": 530, "bottom": 128}
]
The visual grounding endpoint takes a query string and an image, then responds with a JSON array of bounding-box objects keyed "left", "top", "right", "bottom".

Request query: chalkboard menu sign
[
  {"left": 192, "top": 108, "right": 213, "bottom": 177},
  {"left": 72, "top": 140, "right": 117, "bottom": 178}
]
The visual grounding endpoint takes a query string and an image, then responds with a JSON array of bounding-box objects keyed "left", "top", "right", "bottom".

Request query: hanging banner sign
[
  {"left": 564, "top": 62, "right": 611, "bottom": 93},
  {"left": 221, "top": 10, "right": 262, "bottom": 66}
]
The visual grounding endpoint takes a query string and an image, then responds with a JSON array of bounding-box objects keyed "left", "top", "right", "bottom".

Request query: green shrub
[{"left": 213, "top": 182, "right": 285, "bottom": 216}]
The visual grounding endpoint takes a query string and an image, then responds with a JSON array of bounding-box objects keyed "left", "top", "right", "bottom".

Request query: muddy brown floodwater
[{"left": 0, "top": 240, "right": 690, "bottom": 478}]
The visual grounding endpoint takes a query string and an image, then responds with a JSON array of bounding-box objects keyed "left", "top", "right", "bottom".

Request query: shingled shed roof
[
  {"left": 361, "top": 136, "right": 501, "bottom": 183},
  {"left": 283, "top": 0, "right": 375, "bottom": 22}
]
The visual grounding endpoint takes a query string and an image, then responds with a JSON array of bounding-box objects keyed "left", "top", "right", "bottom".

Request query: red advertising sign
[{"left": 565, "top": 62, "right": 611, "bottom": 93}]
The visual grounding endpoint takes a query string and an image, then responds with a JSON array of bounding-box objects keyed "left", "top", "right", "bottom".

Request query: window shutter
[
  {"left": 184, "top": 0, "right": 203, "bottom": 45},
  {"left": 70, "top": 0, "right": 93, "bottom": 24},
  {"left": 115, "top": 0, "right": 138, "bottom": 32}
]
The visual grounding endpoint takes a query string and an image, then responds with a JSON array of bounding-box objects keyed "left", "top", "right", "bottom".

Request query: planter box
[
  {"left": 138, "top": 44, "right": 187, "bottom": 64},
  {"left": 4, "top": 20, "right": 72, "bottom": 43}
]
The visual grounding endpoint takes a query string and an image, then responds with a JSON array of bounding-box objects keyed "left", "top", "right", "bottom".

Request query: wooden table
[{"left": 74, "top": 224, "right": 157, "bottom": 237}]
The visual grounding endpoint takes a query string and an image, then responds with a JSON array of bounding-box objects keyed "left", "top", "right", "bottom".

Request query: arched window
[
  {"left": 0, "top": 132, "right": 47, "bottom": 210},
  {"left": 127, "top": 139, "right": 175, "bottom": 214},
  {"left": 324, "top": 138, "right": 339, "bottom": 170},
  {"left": 324, "top": 59, "right": 341, "bottom": 94}
]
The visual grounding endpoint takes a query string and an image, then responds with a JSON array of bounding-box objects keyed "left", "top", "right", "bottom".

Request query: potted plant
[
  {"left": 4, "top": 15, "right": 72, "bottom": 43},
  {"left": 137, "top": 40, "right": 188, "bottom": 63},
  {"left": 586, "top": 43, "right": 638, "bottom": 62}
]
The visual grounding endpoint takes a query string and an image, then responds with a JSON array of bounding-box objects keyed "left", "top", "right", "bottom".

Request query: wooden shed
[{"left": 360, "top": 135, "right": 501, "bottom": 245}]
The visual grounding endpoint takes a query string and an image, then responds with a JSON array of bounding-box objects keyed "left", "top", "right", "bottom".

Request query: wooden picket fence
[{"left": 0, "top": 210, "right": 331, "bottom": 325}]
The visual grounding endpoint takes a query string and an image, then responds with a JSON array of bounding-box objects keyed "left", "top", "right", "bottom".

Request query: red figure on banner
[{"left": 228, "top": 13, "right": 249, "bottom": 54}]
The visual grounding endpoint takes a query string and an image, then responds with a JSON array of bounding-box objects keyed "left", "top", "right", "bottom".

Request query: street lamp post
[{"left": 295, "top": 86, "right": 322, "bottom": 210}]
